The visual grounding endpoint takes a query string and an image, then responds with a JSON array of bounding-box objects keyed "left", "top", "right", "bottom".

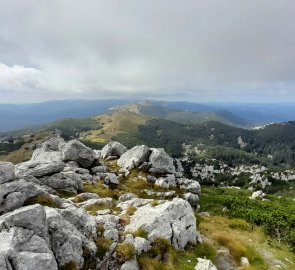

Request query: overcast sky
[{"left": 0, "top": 0, "right": 295, "bottom": 103}]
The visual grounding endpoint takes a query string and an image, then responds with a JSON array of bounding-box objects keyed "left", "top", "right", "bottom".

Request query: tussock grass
[
  {"left": 83, "top": 181, "right": 119, "bottom": 199},
  {"left": 60, "top": 261, "right": 78, "bottom": 270},
  {"left": 115, "top": 243, "right": 135, "bottom": 263},
  {"left": 132, "top": 227, "right": 148, "bottom": 239},
  {"left": 125, "top": 205, "right": 137, "bottom": 216},
  {"left": 24, "top": 194, "right": 60, "bottom": 208},
  {"left": 84, "top": 203, "right": 109, "bottom": 215}
]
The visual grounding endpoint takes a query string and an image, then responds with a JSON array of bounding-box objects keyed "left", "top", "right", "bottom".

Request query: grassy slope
[{"left": 81, "top": 112, "right": 150, "bottom": 143}]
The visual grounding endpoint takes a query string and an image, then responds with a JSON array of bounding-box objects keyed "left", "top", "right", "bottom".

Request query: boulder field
[{"left": 0, "top": 138, "right": 203, "bottom": 270}]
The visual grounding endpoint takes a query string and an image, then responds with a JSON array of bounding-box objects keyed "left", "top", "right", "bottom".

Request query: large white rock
[
  {"left": 15, "top": 161, "right": 65, "bottom": 178},
  {"left": 0, "top": 180, "right": 44, "bottom": 213},
  {"left": 124, "top": 198, "right": 198, "bottom": 249},
  {"left": 31, "top": 137, "right": 65, "bottom": 162},
  {"left": 194, "top": 258, "right": 218, "bottom": 270},
  {"left": 0, "top": 162, "right": 15, "bottom": 184},
  {"left": 148, "top": 148, "right": 176, "bottom": 175},
  {"left": 101, "top": 141, "right": 127, "bottom": 159},
  {"left": 118, "top": 145, "right": 151, "bottom": 170},
  {"left": 39, "top": 172, "right": 83, "bottom": 194},
  {"left": 59, "top": 206, "right": 97, "bottom": 241},
  {"left": 0, "top": 205, "right": 48, "bottom": 238},
  {"left": 0, "top": 227, "right": 58, "bottom": 270},
  {"left": 62, "top": 139, "right": 95, "bottom": 168},
  {"left": 45, "top": 207, "right": 96, "bottom": 269}
]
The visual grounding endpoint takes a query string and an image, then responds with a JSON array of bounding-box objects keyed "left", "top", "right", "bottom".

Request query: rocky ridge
[{"left": 0, "top": 138, "right": 202, "bottom": 270}]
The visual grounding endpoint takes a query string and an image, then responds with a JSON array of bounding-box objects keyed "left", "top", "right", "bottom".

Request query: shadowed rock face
[{"left": 0, "top": 138, "right": 201, "bottom": 269}]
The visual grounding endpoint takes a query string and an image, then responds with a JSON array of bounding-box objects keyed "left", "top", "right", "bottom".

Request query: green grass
[
  {"left": 24, "top": 194, "right": 60, "bottom": 208},
  {"left": 116, "top": 243, "right": 135, "bottom": 263}
]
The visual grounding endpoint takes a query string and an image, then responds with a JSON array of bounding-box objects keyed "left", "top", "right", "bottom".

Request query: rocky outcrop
[
  {"left": 31, "top": 137, "right": 65, "bottom": 162},
  {"left": 45, "top": 207, "right": 97, "bottom": 269},
  {"left": 194, "top": 258, "right": 218, "bottom": 270},
  {"left": 0, "top": 138, "right": 203, "bottom": 269},
  {"left": 0, "top": 180, "right": 44, "bottom": 213},
  {"left": 0, "top": 205, "right": 58, "bottom": 270},
  {"left": 148, "top": 148, "right": 176, "bottom": 175},
  {"left": 0, "top": 162, "right": 15, "bottom": 184},
  {"left": 39, "top": 172, "right": 83, "bottom": 194},
  {"left": 101, "top": 141, "right": 127, "bottom": 159},
  {"left": 124, "top": 198, "right": 198, "bottom": 249},
  {"left": 15, "top": 161, "right": 65, "bottom": 178},
  {"left": 118, "top": 145, "right": 151, "bottom": 170},
  {"left": 62, "top": 139, "right": 95, "bottom": 168}
]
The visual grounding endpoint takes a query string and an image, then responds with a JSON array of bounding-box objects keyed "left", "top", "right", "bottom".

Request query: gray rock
[
  {"left": 66, "top": 161, "right": 80, "bottom": 168},
  {"left": 31, "top": 137, "right": 65, "bottom": 162},
  {"left": 0, "top": 180, "right": 44, "bottom": 213},
  {"left": 94, "top": 150, "right": 102, "bottom": 159},
  {"left": 0, "top": 205, "right": 48, "bottom": 237},
  {"left": 0, "top": 162, "right": 15, "bottom": 184},
  {"left": 103, "top": 227, "right": 119, "bottom": 241},
  {"left": 74, "top": 193, "right": 100, "bottom": 202},
  {"left": 146, "top": 175, "right": 157, "bottom": 183},
  {"left": 59, "top": 206, "right": 97, "bottom": 240},
  {"left": 104, "top": 173, "right": 119, "bottom": 186},
  {"left": 118, "top": 193, "right": 138, "bottom": 203},
  {"left": 91, "top": 166, "right": 107, "bottom": 174},
  {"left": 194, "top": 258, "right": 218, "bottom": 270},
  {"left": 177, "top": 178, "right": 201, "bottom": 194},
  {"left": 148, "top": 148, "right": 176, "bottom": 175},
  {"left": 0, "top": 227, "right": 58, "bottom": 270},
  {"left": 118, "top": 145, "right": 151, "bottom": 170},
  {"left": 62, "top": 139, "right": 95, "bottom": 168},
  {"left": 101, "top": 141, "right": 128, "bottom": 159},
  {"left": 45, "top": 207, "right": 96, "bottom": 269},
  {"left": 96, "top": 214, "right": 120, "bottom": 226},
  {"left": 124, "top": 198, "right": 197, "bottom": 249},
  {"left": 134, "top": 237, "right": 151, "bottom": 255},
  {"left": 120, "top": 258, "right": 139, "bottom": 270},
  {"left": 39, "top": 172, "right": 83, "bottom": 194},
  {"left": 16, "top": 161, "right": 65, "bottom": 178},
  {"left": 155, "top": 174, "right": 176, "bottom": 188},
  {"left": 183, "top": 192, "right": 199, "bottom": 209},
  {"left": 117, "top": 198, "right": 153, "bottom": 212}
]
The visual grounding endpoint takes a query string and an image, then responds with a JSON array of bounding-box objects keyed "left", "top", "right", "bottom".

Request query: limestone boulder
[
  {"left": 118, "top": 145, "right": 151, "bottom": 171},
  {"left": 62, "top": 139, "right": 95, "bottom": 168},
  {"left": 101, "top": 141, "right": 127, "bottom": 159},
  {"left": 124, "top": 198, "right": 198, "bottom": 249},
  {"left": 0, "top": 162, "right": 15, "bottom": 184},
  {"left": 148, "top": 148, "right": 176, "bottom": 175}
]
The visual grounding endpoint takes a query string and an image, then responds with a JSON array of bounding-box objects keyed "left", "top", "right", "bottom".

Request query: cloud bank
[{"left": 0, "top": 0, "right": 295, "bottom": 103}]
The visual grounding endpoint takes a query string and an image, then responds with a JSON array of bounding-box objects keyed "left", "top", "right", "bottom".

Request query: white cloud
[
  {"left": 0, "top": 63, "right": 44, "bottom": 91},
  {"left": 0, "top": 0, "right": 295, "bottom": 103}
]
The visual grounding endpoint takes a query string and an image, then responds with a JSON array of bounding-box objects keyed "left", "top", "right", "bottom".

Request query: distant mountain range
[
  {"left": 1, "top": 99, "right": 295, "bottom": 132},
  {"left": 2, "top": 100, "right": 295, "bottom": 167}
]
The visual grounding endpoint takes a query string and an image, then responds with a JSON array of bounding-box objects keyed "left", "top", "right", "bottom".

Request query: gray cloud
[{"left": 0, "top": 0, "right": 295, "bottom": 103}]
